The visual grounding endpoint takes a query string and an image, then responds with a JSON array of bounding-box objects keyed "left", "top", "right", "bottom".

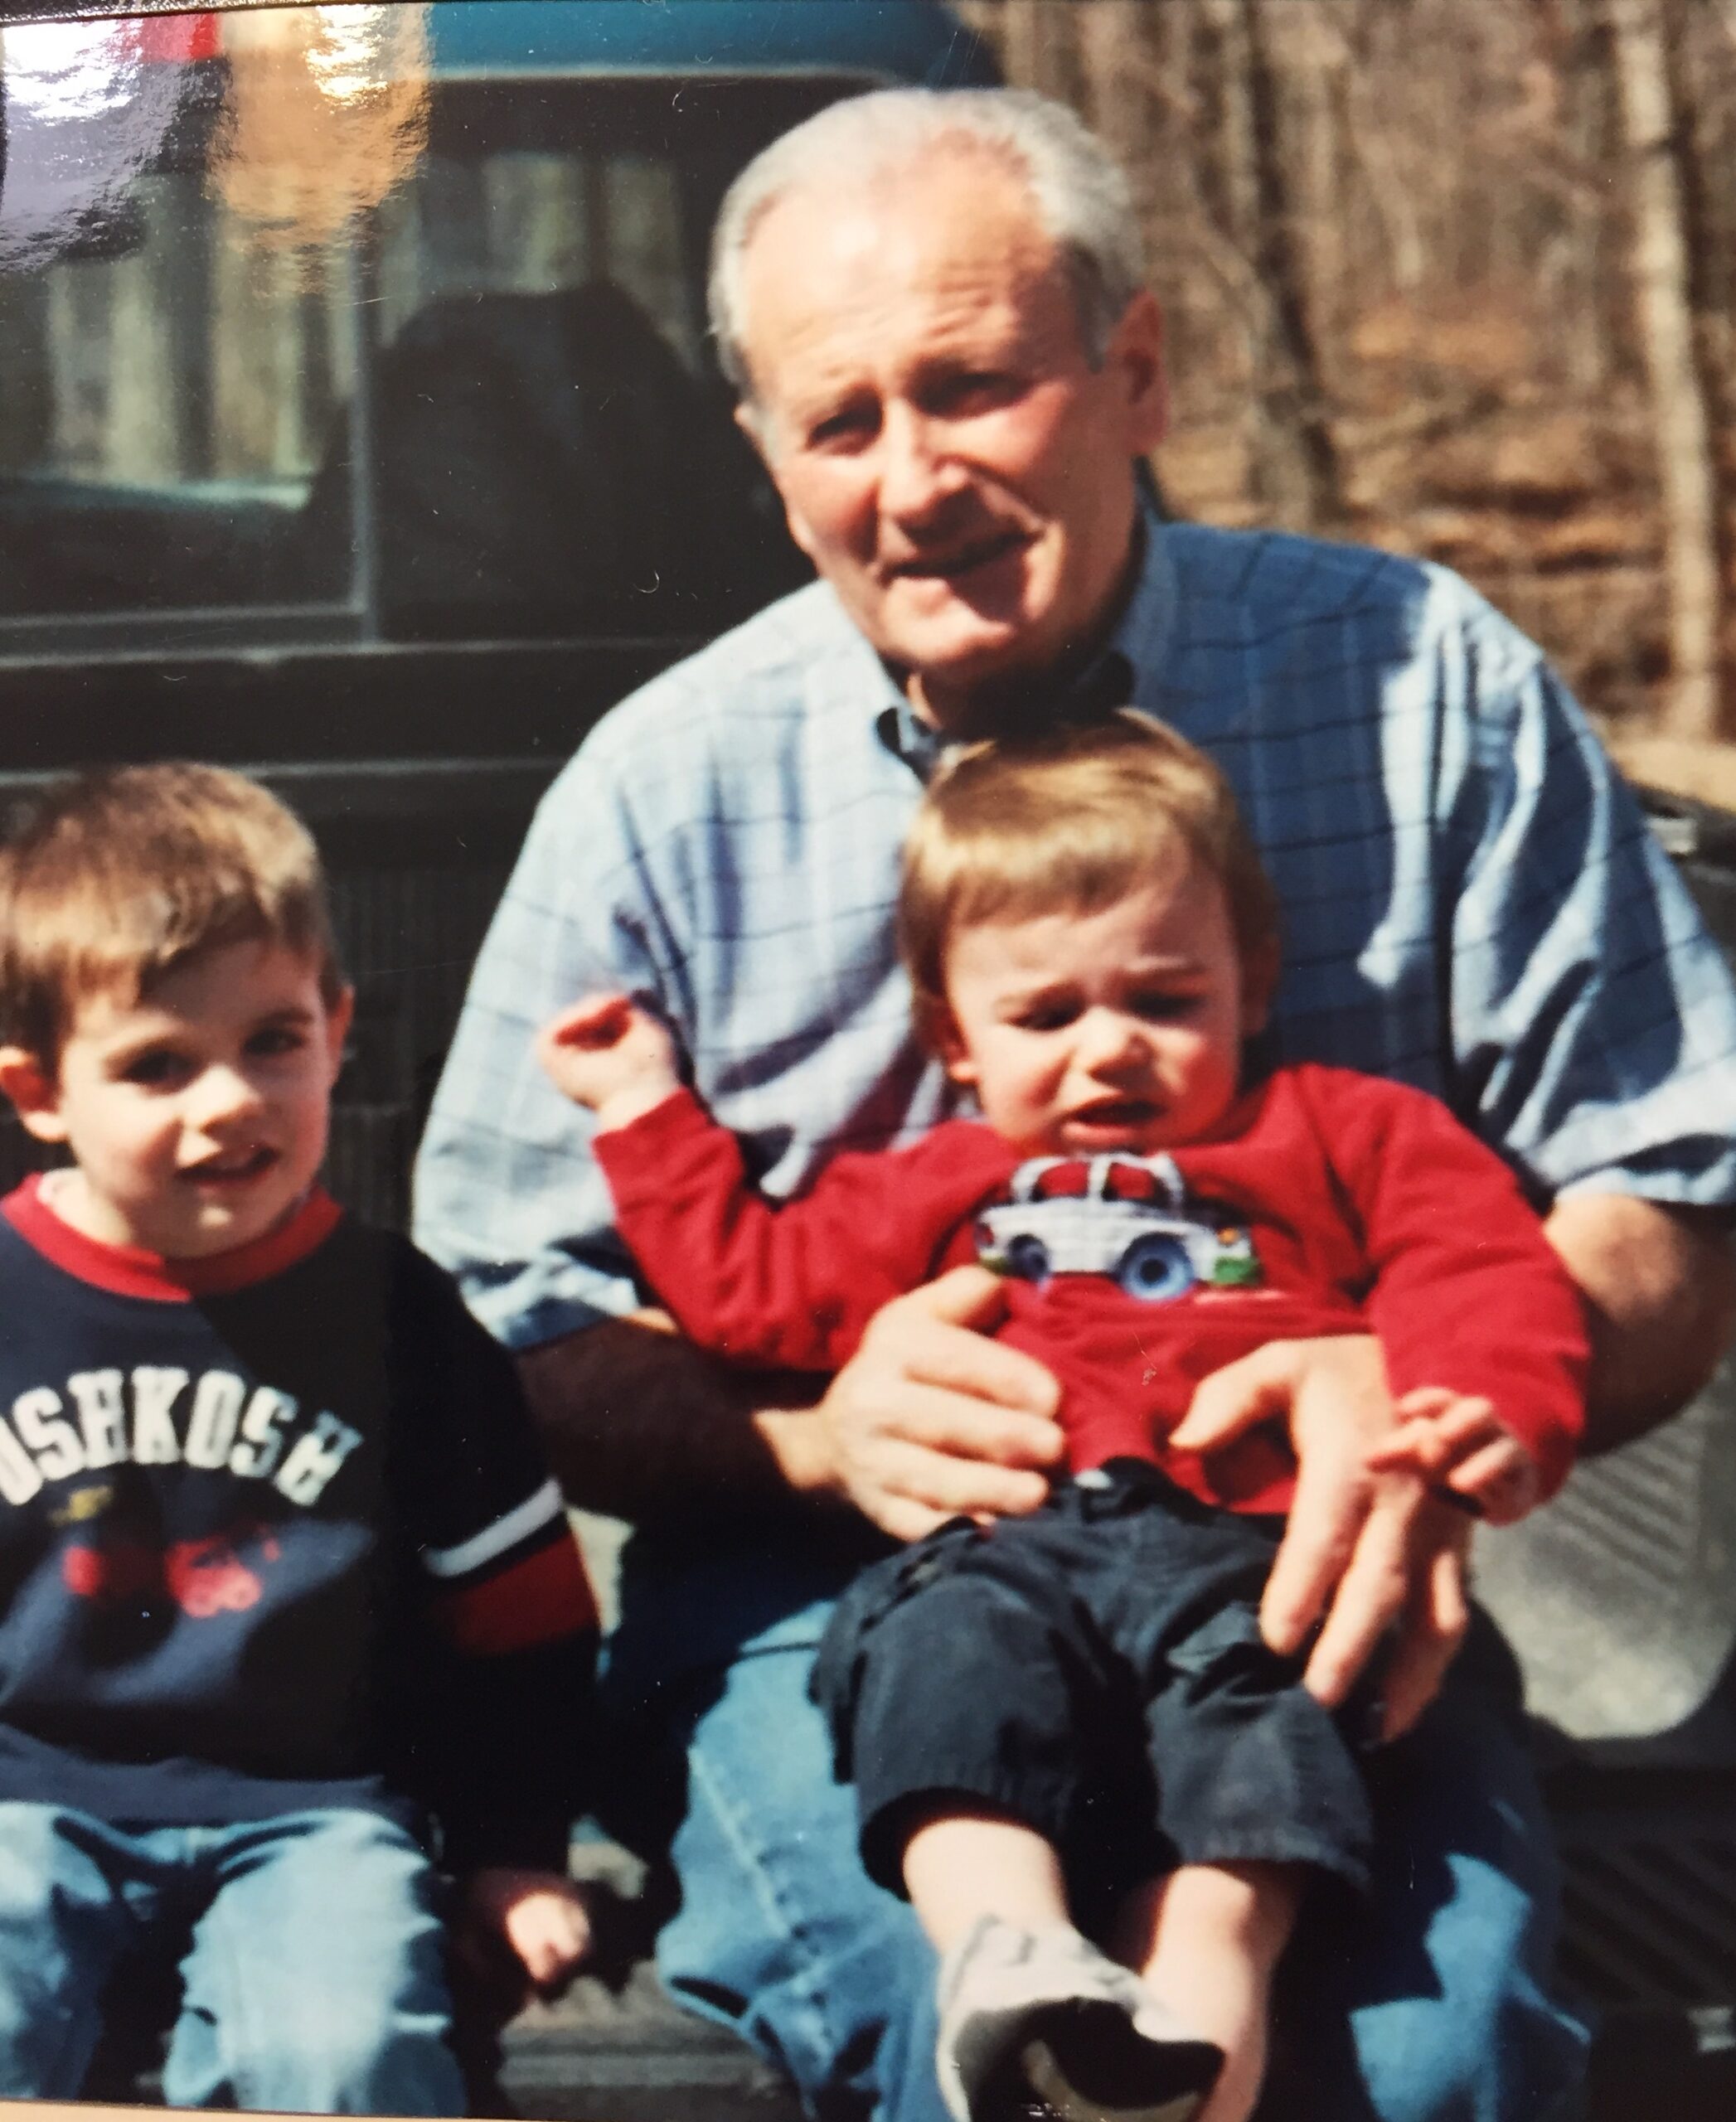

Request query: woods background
[{"left": 958, "top": 0, "right": 1736, "bottom": 800}]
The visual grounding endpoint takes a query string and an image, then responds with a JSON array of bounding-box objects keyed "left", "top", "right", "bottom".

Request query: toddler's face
[
  {"left": 935, "top": 856, "right": 1272, "bottom": 1158},
  {"left": 18, "top": 941, "right": 350, "bottom": 1259}
]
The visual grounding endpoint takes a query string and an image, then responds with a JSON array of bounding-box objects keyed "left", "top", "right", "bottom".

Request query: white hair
[{"left": 707, "top": 86, "right": 1146, "bottom": 405}]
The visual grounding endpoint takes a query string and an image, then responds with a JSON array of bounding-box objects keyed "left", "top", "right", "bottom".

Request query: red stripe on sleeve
[{"left": 439, "top": 1536, "right": 599, "bottom": 1657}]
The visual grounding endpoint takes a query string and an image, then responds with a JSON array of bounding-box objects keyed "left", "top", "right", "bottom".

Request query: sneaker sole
[{"left": 985, "top": 1998, "right": 1223, "bottom": 2122}]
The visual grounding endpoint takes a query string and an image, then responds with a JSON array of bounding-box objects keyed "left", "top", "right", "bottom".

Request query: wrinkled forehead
[
  {"left": 763, "top": 128, "right": 1038, "bottom": 231},
  {"left": 735, "top": 143, "right": 1064, "bottom": 384}
]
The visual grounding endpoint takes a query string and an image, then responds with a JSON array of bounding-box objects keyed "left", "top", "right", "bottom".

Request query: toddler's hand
[
  {"left": 462, "top": 1867, "right": 593, "bottom": 1996},
  {"left": 1364, "top": 1388, "right": 1543, "bottom": 1525},
  {"left": 538, "top": 993, "right": 680, "bottom": 1131}
]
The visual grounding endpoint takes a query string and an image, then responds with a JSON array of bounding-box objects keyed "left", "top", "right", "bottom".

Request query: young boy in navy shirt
[
  {"left": 539, "top": 715, "right": 1587, "bottom": 2122},
  {"left": 0, "top": 763, "right": 597, "bottom": 2111}
]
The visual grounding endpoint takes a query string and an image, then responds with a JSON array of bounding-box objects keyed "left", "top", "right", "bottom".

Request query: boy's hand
[
  {"left": 537, "top": 993, "right": 681, "bottom": 1131},
  {"left": 461, "top": 1867, "right": 593, "bottom": 1996},
  {"left": 1365, "top": 1387, "right": 1544, "bottom": 1526}
]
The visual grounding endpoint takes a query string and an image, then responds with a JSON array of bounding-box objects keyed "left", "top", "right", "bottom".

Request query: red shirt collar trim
[{"left": 0, "top": 1175, "right": 343, "bottom": 1301}]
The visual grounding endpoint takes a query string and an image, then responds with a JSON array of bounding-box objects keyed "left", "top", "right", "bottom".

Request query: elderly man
[{"left": 417, "top": 87, "right": 1736, "bottom": 2122}]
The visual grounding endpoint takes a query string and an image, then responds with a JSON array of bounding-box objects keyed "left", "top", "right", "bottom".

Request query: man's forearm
[
  {"left": 514, "top": 1311, "right": 841, "bottom": 1520},
  {"left": 1545, "top": 1194, "right": 1736, "bottom": 1452}
]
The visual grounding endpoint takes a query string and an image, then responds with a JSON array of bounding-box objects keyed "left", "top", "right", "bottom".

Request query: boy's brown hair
[
  {"left": 898, "top": 710, "right": 1281, "bottom": 1049},
  {"left": 0, "top": 763, "right": 345, "bottom": 1067}
]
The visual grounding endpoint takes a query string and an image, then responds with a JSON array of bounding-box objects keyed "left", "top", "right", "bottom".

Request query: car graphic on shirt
[
  {"left": 974, "top": 1154, "right": 1261, "bottom": 1301},
  {"left": 61, "top": 1522, "right": 284, "bottom": 1618}
]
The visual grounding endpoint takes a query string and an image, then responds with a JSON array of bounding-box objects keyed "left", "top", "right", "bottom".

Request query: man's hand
[
  {"left": 1365, "top": 1387, "right": 1543, "bottom": 1526},
  {"left": 814, "top": 1265, "right": 1065, "bottom": 1542},
  {"left": 1171, "top": 1335, "right": 1471, "bottom": 1737},
  {"left": 460, "top": 1868, "right": 594, "bottom": 1998},
  {"left": 537, "top": 993, "right": 681, "bottom": 1132}
]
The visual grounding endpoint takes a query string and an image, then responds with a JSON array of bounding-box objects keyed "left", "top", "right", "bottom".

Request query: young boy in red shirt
[
  {"left": 540, "top": 713, "right": 1586, "bottom": 2122},
  {"left": 0, "top": 764, "right": 597, "bottom": 2110}
]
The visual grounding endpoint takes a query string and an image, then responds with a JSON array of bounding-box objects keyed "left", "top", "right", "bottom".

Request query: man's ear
[
  {"left": 778, "top": 492, "right": 823, "bottom": 569},
  {"left": 732, "top": 399, "right": 767, "bottom": 462},
  {"left": 734, "top": 400, "right": 822, "bottom": 566},
  {"left": 0, "top": 1047, "right": 69, "bottom": 1144},
  {"left": 1239, "top": 935, "right": 1282, "bottom": 1035},
  {"left": 1109, "top": 289, "right": 1168, "bottom": 455}
]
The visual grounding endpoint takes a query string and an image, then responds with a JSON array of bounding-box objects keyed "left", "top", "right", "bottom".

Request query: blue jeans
[
  {"left": 0, "top": 1803, "right": 465, "bottom": 2112},
  {"left": 603, "top": 1526, "right": 1591, "bottom": 2122}
]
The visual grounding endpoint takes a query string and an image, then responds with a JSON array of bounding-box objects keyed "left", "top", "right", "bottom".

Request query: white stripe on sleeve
[{"left": 421, "top": 1477, "right": 565, "bottom": 1580}]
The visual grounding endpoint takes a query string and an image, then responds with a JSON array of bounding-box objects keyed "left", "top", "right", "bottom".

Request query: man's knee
[
  {"left": 1364, "top": 1803, "right": 1588, "bottom": 2120},
  {"left": 1346, "top": 1960, "right": 1590, "bottom": 2122},
  {"left": 1275, "top": 1668, "right": 1589, "bottom": 2122}
]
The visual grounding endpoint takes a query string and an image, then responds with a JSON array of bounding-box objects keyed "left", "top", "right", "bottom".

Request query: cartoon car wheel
[
  {"left": 1117, "top": 1232, "right": 1196, "bottom": 1302},
  {"left": 1005, "top": 1234, "right": 1051, "bottom": 1283}
]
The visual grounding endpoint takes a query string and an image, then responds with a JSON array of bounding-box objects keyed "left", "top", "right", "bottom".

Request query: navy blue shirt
[{"left": 0, "top": 1181, "right": 595, "bottom": 1869}]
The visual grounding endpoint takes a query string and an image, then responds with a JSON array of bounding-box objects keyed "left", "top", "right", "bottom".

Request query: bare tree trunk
[
  {"left": 1074, "top": 2, "right": 1147, "bottom": 170},
  {"left": 1072, "top": 5, "right": 1174, "bottom": 513},
  {"left": 1606, "top": 0, "right": 1723, "bottom": 738},
  {"left": 1198, "top": 0, "right": 1343, "bottom": 529},
  {"left": 997, "top": 0, "right": 1072, "bottom": 100},
  {"left": 1550, "top": 0, "right": 1622, "bottom": 395}
]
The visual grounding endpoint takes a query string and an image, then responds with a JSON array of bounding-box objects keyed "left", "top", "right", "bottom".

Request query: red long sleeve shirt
[{"left": 595, "top": 1063, "right": 1588, "bottom": 1515}]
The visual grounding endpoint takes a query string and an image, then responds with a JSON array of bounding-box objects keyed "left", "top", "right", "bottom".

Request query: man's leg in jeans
[
  {"left": 657, "top": 1625, "right": 948, "bottom": 2122},
  {"left": 599, "top": 1527, "right": 948, "bottom": 2122},
  {"left": 611, "top": 1540, "right": 1584, "bottom": 2122},
  {"left": 1263, "top": 1615, "right": 1591, "bottom": 2122}
]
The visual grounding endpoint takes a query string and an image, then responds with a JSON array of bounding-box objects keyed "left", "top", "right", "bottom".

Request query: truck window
[
  {"left": 0, "top": 0, "right": 994, "bottom": 1225},
  {"left": 0, "top": 17, "right": 840, "bottom": 650}
]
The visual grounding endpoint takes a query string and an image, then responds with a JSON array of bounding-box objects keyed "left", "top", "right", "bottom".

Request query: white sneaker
[{"left": 934, "top": 1916, "right": 1223, "bottom": 2122}]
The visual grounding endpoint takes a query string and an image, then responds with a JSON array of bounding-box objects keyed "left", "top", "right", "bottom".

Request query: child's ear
[
  {"left": 0, "top": 1047, "right": 69, "bottom": 1144},
  {"left": 321, "top": 987, "right": 356, "bottom": 1088},
  {"left": 927, "top": 1006, "right": 978, "bottom": 1088}
]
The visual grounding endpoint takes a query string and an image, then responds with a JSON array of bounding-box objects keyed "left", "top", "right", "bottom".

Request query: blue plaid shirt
[{"left": 415, "top": 513, "right": 1736, "bottom": 1349}]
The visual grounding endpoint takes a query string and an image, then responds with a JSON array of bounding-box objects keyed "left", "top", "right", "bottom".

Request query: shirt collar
[
  {"left": 1, "top": 1174, "right": 343, "bottom": 1301},
  {"left": 874, "top": 693, "right": 947, "bottom": 782},
  {"left": 1108, "top": 488, "right": 1178, "bottom": 683},
  {"left": 872, "top": 496, "right": 1173, "bottom": 783}
]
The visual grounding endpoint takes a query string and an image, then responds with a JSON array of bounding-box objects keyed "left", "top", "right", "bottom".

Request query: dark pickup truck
[{"left": 1, "top": 5, "right": 1731, "bottom": 2117}]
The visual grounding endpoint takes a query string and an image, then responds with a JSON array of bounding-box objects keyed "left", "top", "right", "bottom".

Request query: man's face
[{"left": 735, "top": 150, "right": 1166, "bottom": 725}]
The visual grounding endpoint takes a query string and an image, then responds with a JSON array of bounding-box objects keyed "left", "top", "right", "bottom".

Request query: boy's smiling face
[
  {"left": 4, "top": 940, "right": 351, "bottom": 1259},
  {"left": 935, "top": 853, "right": 1275, "bottom": 1158}
]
